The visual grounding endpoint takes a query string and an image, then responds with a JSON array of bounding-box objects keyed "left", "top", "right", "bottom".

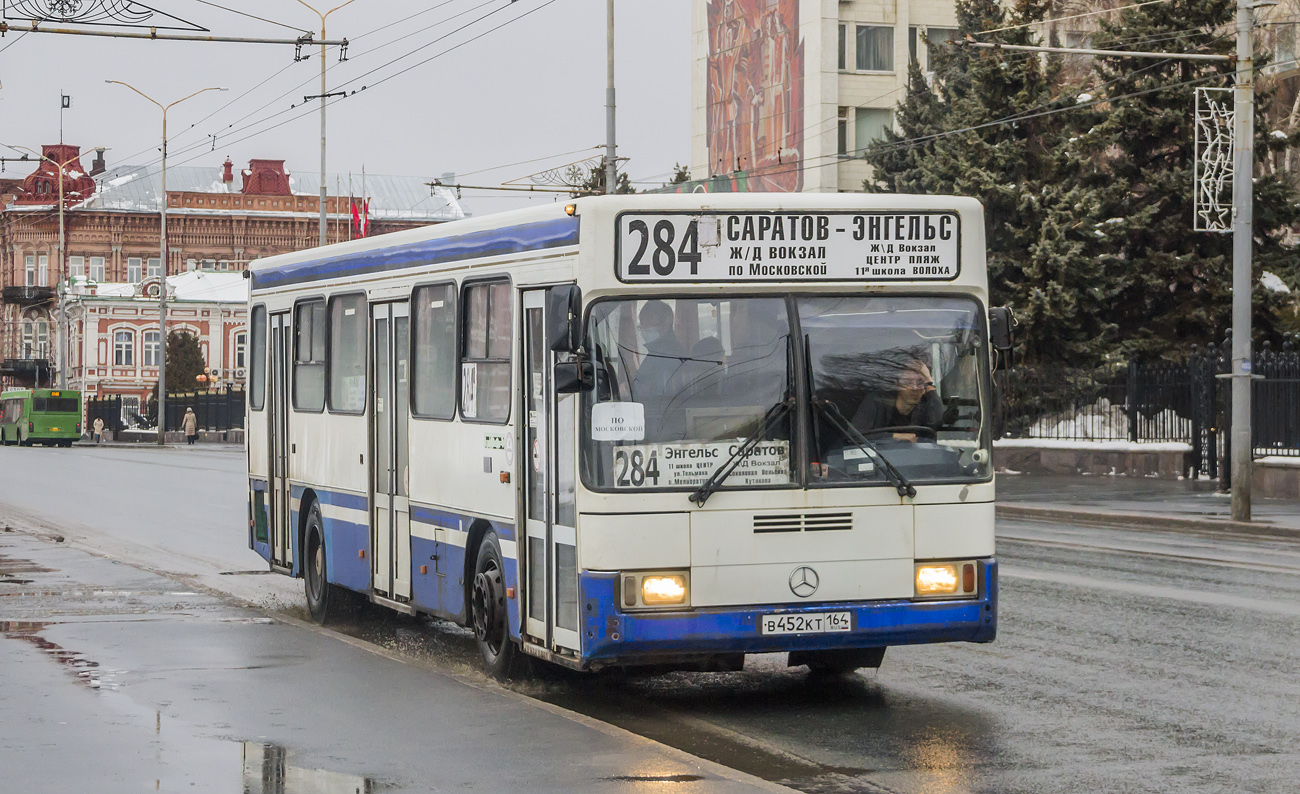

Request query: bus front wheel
[
  {"left": 471, "top": 532, "right": 517, "bottom": 679},
  {"left": 304, "top": 503, "right": 339, "bottom": 624}
]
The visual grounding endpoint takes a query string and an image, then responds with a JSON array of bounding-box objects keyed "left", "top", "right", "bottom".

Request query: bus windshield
[
  {"left": 583, "top": 297, "right": 793, "bottom": 491},
  {"left": 580, "top": 294, "right": 990, "bottom": 493},
  {"left": 799, "top": 295, "right": 990, "bottom": 487}
]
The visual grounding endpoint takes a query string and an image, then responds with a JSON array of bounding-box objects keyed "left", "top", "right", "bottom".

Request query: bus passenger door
[
  {"left": 371, "top": 302, "right": 412, "bottom": 601},
  {"left": 268, "top": 312, "right": 292, "bottom": 570},
  {"left": 522, "top": 290, "right": 580, "bottom": 652}
]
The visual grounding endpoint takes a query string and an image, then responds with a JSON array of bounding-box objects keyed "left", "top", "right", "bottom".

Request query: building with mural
[{"left": 691, "top": 0, "right": 960, "bottom": 193}]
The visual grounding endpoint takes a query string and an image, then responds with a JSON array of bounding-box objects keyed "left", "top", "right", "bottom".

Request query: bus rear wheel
[
  {"left": 304, "top": 502, "right": 340, "bottom": 624},
  {"left": 471, "top": 532, "right": 517, "bottom": 679}
]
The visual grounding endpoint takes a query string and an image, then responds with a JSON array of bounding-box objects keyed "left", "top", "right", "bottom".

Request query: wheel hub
[{"left": 473, "top": 565, "right": 505, "bottom": 654}]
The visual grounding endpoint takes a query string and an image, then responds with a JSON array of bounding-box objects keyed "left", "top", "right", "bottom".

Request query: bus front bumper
[{"left": 579, "top": 558, "right": 997, "bottom": 666}]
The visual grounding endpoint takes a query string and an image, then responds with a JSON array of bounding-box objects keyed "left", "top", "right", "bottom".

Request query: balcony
[
  {"left": 2, "top": 286, "right": 56, "bottom": 306},
  {"left": 0, "top": 357, "right": 53, "bottom": 386}
]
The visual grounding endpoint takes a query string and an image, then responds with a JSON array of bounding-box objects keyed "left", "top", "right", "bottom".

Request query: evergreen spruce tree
[
  {"left": 866, "top": 0, "right": 1115, "bottom": 365},
  {"left": 1069, "top": 0, "right": 1300, "bottom": 358}
]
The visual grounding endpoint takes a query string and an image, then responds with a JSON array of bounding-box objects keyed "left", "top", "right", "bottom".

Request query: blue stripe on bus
[
  {"left": 579, "top": 559, "right": 998, "bottom": 662},
  {"left": 409, "top": 505, "right": 514, "bottom": 543},
  {"left": 251, "top": 217, "right": 580, "bottom": 290}
]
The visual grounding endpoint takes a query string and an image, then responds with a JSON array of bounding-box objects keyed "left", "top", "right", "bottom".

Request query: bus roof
[{"left": 248, "top": 193, "right": 986, "bottom": 296}]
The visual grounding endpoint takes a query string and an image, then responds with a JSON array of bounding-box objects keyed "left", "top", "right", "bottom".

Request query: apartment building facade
[{"left": 691, "top": 0, "right": 958, "bottom": 194}]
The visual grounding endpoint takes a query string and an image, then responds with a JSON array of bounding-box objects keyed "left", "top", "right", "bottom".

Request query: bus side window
[
  {"left": 412, "top": 283, "right": 458, "bottom": 420},
  {"left": 294, "top": 299, "right": 326, "bottom": 412},
  {"left": 460, "top": 280, "right": 511, "bottom": 423},
  {"left": 328, "top": 293, "right": 367, "bottom": 413},
  {"left": 249, "top": 306, "right": 267, "bottom": 411}
]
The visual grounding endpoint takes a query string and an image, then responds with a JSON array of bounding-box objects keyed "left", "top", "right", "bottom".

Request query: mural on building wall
[{"left": 706, "top": 0, "right": 804, "bottom": 192}]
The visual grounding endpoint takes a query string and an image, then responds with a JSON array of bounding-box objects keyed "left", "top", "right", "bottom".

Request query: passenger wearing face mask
[{"left": 631, "top": 300, "right": 688, "bottom": 441}]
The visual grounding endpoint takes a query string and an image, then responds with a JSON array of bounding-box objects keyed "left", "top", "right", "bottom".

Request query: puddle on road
[
  {"left": 242, "top": 741, "right": 374, "bottom": 794},
  {"left": 0, "top": 550, "right": 54, "bottom": 587},
  {"left": 0, "top": 620, "right": 119, "bottom": 691}
]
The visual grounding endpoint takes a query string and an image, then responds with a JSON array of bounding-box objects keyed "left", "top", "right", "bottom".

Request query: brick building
[{"left": 0, "top": 146, "right": 465, "bottom": 397}]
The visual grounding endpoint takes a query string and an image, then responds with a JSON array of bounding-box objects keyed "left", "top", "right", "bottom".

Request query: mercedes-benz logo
[{"left": 789, "top": 566, "right": 819, "bottom": 598}]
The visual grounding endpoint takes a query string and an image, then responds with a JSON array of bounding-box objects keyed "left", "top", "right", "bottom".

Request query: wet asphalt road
[{"left": 3, "top": 444, "right": 1299, "bottom": 793}]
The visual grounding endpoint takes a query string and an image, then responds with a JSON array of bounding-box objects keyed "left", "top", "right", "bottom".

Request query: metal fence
[
  {"left": 998, "top": 334, "right": 1300, "bottom": 477},
  {"left": 85, "top": 395, "right": 124, "bottom": 435},
  {"left": 159, "top": 388, "right": 246, "bottom": 432}
]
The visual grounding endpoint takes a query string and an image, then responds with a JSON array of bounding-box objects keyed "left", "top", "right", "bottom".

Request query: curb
[{"left": 997, "top": 503, "right": 1300, "bottom": 541}]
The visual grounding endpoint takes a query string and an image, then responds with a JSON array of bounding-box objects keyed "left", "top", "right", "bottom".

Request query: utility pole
[
  {"left": 105, "top": 82, "right": 226, "bottom": 445},
  {"left": 1230, "top": 0, "right": 1255, "bottom": 521},
  {"left": 605, "top": 0, "right": 617, "bottom": 195},
  {"left": 296, "top": 0, "right": 357, "bottom": 247}
]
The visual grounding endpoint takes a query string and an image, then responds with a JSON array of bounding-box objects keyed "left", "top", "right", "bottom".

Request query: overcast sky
[{"left": 0, "top": 0, "right": 692, "bottom": 215}]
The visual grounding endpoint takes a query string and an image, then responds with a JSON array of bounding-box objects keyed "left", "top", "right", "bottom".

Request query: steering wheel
[{"left": 862, "top": 425, "right": 937, "bottom": 439}]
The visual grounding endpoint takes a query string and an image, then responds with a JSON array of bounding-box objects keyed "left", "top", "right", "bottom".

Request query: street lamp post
[
  {"left": 104, "top": 81, "right": 226, "bottom": 445},
  {"left": 1, "top": 143, "right": 105, "bottom": 390},
  {"left": 296, "top": 0, "right": 356, "bottom": 247}
]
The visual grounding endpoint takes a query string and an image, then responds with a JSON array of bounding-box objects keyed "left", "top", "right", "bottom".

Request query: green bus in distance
[{"left": 0, "top": 389, "right": 82, "bottom": 447}]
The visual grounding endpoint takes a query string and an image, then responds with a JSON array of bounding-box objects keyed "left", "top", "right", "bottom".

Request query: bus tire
[
  {"left": 471, "top": 532, "right": 516, "bottom": 679},
  {"left": 303, "top": 502, "right": 339, "bottom": 624}
]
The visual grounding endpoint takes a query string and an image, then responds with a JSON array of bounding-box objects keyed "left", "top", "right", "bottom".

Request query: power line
[{"left": 189, "top": 0, "right": 311, "bottom": 34}]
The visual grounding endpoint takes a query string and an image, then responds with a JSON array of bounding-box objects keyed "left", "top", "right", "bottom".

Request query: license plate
[{"left": 760, "top": 611, "right": 852, "bottom": 635}]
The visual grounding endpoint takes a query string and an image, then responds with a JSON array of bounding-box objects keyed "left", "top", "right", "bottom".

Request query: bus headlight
[
  {"left": 621, "top": 571, "right": 690, "bottom": 609},
  {"left": 915, "top": 561, "right": 978, "bottom": 599}
]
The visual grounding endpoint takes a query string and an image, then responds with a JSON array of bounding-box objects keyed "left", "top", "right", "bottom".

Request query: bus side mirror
[
  {"left": 988, "top": 307, "right": 1015, "bottom": 370},
  {"left": 555, "top": 358, "right": 594, "bottom": 394},
  {"left": 548, "top": 285, "right": 583, "bottom": 353}
]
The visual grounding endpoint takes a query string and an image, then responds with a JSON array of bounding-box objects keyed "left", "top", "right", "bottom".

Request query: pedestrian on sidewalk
[
  {"left": 92, "top": 416, "right": 104, "bottom": 444},
  {"left": 183, "top": 407, "right": 198, "bottom": 445}
]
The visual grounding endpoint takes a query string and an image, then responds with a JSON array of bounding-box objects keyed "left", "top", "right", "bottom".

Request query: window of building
[
  {"left": 838, "top": 24, "right": 847, "bottom": 70},
  {"left": 328, "top": 293, "right": 367, "bottom": 413},
  {"left": 1281, "top": 24, "right": 1297, "bottom": 69},
  {"left": 460, "top": 280, "right": 511, "bottom": 423},
  {"left": 37, "top": 255, "right": 48, "bottom": 286},
  {"left": 147, "top": 257, "right": 161, "bottom": 278},
  {"left": 249, "top": 306, "right": 266, "bottom": 410},
  {"left": 89, "top": 257, "right": 105, "bottom": 282},
  {"left": 855, "top": 107, "right": 894, "bottom": 154},
  {"left": 926, "top": 27, "right": 958, "bottom": 68},
  {"left": 294, "top": 299, "right": 326, "bottom": 411},
  {"left": 412, "top": 282, "right": 458, "bottom": 419},
  {"left": 856, "top": 25, "right": 893, "bottom": 72},
  {"left": 201, "top": 260, "right": 216, "bottom": 271},
  {"left": 25, "top": 255, "right": 35, "bottom": 286},
  {"left": 143, "top": 329, "right": 161, "bottom": 367},
  {"left": 838, "top": 107, "right": 850, "bottom": 156},
  {"left": 127, "top": 257, "right": 143, "bottom": 283},
  {"left": 234, "top": 331, "right": 247, "bottom": 371},
  {"left": 69, "top": 256, "right": 85, "bottom": 279},
  {"left": 21, "top": 320, "right": 46, "bottom": 358},
  {"left": 114, "top": 330, "right": 134, "bottom": 366},
  {"left": 910, "top": 26, "right": 918, "bottom": 64}
]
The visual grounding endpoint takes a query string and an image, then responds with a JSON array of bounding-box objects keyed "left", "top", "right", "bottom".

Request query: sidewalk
[{"left": 996, "top": 473, "right": 1300, "bottom": 539}]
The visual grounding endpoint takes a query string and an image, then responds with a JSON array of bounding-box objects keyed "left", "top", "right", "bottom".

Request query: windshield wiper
[
  {"left": 689, "top": 333, "right": 796, "bottom": 508},
  {"left": 689, "top": 397, "right": 794, "bottom": 507},
  {"left": 812, "top": 398, "right": 917, "bottom": 499}
]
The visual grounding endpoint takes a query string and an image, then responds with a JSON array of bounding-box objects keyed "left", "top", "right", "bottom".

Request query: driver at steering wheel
[{"left": 851, "top": 359, "right": 946, "bottom": 442}]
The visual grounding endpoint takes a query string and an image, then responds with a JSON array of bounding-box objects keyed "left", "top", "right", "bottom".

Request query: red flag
[
  {"left": 351, "top": 199, "right": 361, "bottom": 238},
  {"left": 362, "top": 199, "right": 370, "bottom": 237}
]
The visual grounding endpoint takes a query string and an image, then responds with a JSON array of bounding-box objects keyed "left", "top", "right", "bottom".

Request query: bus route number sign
[{"left": 615, "top": 211, "right": 960, "bottom": 283}]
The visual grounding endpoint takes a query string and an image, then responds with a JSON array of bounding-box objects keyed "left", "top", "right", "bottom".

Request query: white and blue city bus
[{"left": 245, "top": 194, "right": 1008, "bottom": 677}]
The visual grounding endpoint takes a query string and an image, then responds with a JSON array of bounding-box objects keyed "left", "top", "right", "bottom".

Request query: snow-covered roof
[
  {"left": 74, "top": 271, "right": 247, "bottom": 304},
  {"left": 71, "top": 163, "right": 465, "bottom": 222}
]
